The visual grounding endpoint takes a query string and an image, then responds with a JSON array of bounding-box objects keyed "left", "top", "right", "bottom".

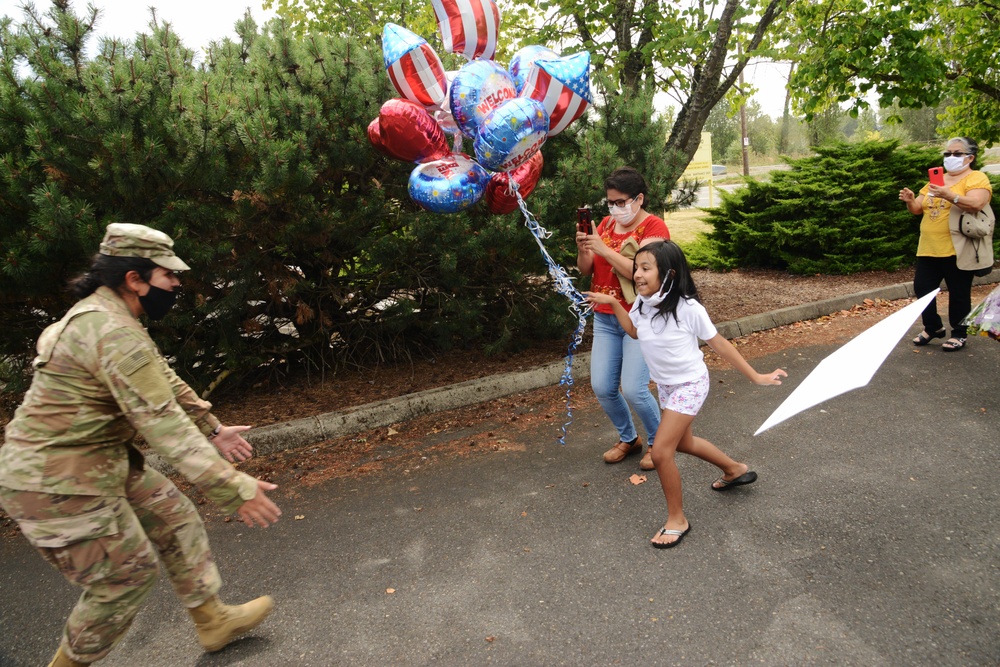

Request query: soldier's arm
[
  {"left": 157, "top": 354, "right": 221, "bottom": 437},
  {"left": 155, "top": 355, "right": 254, "bottom": 462},
  {"left": 94, "top": 327, "right": 258, "bottom": 514}
]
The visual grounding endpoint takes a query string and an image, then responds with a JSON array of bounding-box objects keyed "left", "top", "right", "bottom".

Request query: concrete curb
[{"left": 147, "top": 270, "right": 999, "bottom": 471}]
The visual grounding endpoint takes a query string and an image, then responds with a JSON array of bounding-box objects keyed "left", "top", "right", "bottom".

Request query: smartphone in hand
[
  {"left": 928, "top": 167, "right": 945, "bottom": 186},
  {"left": 577, "top": 207, "right": 592, "bottom": 235}
]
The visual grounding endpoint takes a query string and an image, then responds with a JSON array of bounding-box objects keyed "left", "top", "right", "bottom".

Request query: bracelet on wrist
[{"left": 208, "top": 424, "right": 222, "bottom": 439}]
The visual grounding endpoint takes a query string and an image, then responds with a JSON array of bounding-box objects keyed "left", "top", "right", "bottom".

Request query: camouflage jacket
[{"left": 0, "top": 287, "right": 257, "bottom": 513}]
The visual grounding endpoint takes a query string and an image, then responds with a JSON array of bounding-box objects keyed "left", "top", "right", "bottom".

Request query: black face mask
[{"left": 139, "top": 284, "right": 177, "bottom": 321}]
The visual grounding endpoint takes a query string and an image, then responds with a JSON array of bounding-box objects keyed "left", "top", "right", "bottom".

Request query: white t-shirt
[{"left": 629, "top": 297, "right": 718, "bottom": 385}]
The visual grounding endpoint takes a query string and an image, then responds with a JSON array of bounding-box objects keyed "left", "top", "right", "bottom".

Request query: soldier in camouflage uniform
[{"left": 0, "top": 224, "right": 282, "bottom": 666}]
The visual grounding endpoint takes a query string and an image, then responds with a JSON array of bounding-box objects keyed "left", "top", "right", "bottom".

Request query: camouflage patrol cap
[{"left": 99, "top": 223, "right": 191, "bottom": 271}]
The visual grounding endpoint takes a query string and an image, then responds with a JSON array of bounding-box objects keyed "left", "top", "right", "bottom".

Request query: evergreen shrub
[{"left": 700, "top": 141, "right": 943, "bottom": 274}]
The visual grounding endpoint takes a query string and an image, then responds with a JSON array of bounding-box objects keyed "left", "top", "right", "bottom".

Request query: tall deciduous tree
[
  {"left": 511, "top": 0, "right": 789, "bottom": 170},
  {"left": 267, "top": 0, "right": 792, "bottom": 188},
  {"left": 786, "top": 0, "right": 1000, "bottom": 144}
]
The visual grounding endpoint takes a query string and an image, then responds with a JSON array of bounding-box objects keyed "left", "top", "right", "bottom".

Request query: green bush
[
  {"left": 701, "top": 140, "right": 943, "bottom": 274},
  {"left": 0, "top": 4, "right": 680, "bottom": 396}
]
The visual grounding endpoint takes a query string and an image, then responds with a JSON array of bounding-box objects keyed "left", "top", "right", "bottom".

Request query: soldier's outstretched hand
[
  {"left": 213, "top": 425, "right": 254, "bottom": 462},
  {"left": 238, "top": 480, "right": 282, "bottom": 527}
]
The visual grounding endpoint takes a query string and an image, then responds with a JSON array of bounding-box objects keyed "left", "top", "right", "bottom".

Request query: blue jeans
[{"left": 590, "top": 311, "right": 661, "bottom": 443}]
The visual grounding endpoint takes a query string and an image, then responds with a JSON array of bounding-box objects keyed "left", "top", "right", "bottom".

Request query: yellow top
[{"left": 917, "top": 171, "right": 993, "bottom": 257}]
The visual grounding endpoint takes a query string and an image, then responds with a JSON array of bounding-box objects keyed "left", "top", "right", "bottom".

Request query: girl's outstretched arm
[
  {"left": 705, "top": 334, "right": 787, "bottom": 385},
  {"left": 582, "top": 292, "right": 638, "bottom": 338}
]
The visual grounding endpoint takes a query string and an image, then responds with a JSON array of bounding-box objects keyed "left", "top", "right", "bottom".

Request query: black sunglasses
[{"left": 941, "top": 151, "right": 969, "bottom": 157}]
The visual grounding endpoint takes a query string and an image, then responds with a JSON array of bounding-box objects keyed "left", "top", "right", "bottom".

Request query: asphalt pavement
[{"left": 2, "top": 292, "right": 999, "bottom": 666}]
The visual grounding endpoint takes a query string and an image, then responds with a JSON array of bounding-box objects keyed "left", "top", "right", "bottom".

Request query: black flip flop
[
  {"left": 651, "top": 523, "right": 691, "bottom": 549},
  {"left": 712, "top": 470, "right": 758, "bottom": 491}
]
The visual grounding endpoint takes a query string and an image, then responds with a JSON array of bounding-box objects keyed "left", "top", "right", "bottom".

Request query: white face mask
[
  {"left": 609, "top": 197, "right": 641, "bottom": 225},
  {"left": 943, "top": 155, "right": 969, "bottom": 173},
  {"left": 637, "top": 271, "right": 673, "bottom": 308}
]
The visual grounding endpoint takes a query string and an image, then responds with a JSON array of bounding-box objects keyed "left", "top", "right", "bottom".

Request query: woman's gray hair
[{"left": 946, "top": 136, "right": 979, "bottom": 156}]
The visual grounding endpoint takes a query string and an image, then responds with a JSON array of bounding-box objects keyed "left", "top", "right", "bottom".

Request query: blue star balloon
[
  {"left": 473, "top": 97, "right": 549, "bottom": 172},
  {"left": 408, "top": 154, "right": 489, "bottom": 214}
]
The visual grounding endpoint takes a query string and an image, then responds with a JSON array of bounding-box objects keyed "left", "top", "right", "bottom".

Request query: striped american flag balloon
[
  {"left": 520, "top": 51, "right": 593, "bottom": 137},
  {"left": 431, "top": 0, "right": 500, "bottom": 61},
  {"left": 383, "top": 23, "right": 448, "bottom": 109}
]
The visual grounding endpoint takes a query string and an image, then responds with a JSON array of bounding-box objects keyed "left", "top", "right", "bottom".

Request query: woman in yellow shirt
[{"left": 899, "top": 137, "right": 994, "bottom": 351}]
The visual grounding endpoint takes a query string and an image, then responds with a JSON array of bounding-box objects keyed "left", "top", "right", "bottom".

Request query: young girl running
[{"left": 584, "top": 241, "right": 787, "bottom": 548}]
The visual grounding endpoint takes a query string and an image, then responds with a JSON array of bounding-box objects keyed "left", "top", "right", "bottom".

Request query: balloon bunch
[
  {"left": 369, "top": 0, "right": 592, "bottom": 213},
  {"left": 368, "top": 0, "right": 594, "bottom": 441}
]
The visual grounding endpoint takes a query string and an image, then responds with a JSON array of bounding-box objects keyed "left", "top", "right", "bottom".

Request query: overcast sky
[
  {"left": 0, "top": 0, "right": 276, "bottom": 56},
  {"left": 0, "top": 0, "right": 791, "bottom": 119}
]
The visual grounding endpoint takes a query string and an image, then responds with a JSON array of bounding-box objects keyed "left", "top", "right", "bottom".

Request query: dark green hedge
[{"left": 697, "top": 141, "right": 994, "bottom": 274}]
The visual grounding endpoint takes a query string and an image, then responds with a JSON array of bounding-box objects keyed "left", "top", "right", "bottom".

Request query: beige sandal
[{"left": 603, "top": 437, "right": 642, "bottom": 463}]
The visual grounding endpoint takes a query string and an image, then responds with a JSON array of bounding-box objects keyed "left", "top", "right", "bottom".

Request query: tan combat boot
[
  {"left": 47, "top": 646, "right": 88, "bottom": 666},
  {"left": 187, "top": 595, "right": 274, "bottom": 652}
]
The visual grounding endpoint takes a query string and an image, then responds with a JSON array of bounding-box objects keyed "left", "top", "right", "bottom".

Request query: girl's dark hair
[
  {"left": 68, "top": 254, "right": 158, "bottom": 299},
  {"left": 634, "top": 240, "right": 699, "bottom": 325},
  {"left": 604, "top": 167, "right": 648, "bottom": 200}
]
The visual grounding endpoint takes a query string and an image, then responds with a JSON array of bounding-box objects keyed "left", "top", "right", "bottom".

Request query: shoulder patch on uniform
[{"left": 118, "top": 349, "right": 152, "bottom": 376}]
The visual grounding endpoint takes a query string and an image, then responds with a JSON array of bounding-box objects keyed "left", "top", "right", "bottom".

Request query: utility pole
[{"left": 738, "top": 40, "right": 749, "bottom": 176}]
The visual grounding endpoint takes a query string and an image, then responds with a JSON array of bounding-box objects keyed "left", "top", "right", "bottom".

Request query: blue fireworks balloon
[
  {"left": 408, "top": 154, "right": 489, "bottom": 214},
  {"left": 473, "top": 98, "right": 549, "bottom": 172}
]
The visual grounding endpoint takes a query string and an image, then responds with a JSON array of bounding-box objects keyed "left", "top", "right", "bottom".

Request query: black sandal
[
  {"left": 913, "top": 328, "right": 946, "bottom": 346},
  {"left": 941, "top": 337, "right": 967, "bottom": 351}
]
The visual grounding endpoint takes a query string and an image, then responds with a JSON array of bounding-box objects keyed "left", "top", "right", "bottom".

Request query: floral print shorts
[{"left": 656, "top": 372, "right": 710, "bottom": 416}]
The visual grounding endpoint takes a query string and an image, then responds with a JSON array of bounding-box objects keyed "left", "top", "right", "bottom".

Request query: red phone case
[
  {"left": 577, "top": 207, "right": 592, "bottom": 235},
  {"left": 928, "top": 167, "right": 944, "bottom": 186}
]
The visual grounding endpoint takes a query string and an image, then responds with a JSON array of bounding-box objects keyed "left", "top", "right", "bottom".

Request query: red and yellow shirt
[{"left": 590, "top": 214, "right": 670, "bottom": 314}]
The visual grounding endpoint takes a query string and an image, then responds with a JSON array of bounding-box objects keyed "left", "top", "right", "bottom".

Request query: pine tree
[{"left": 0, "top": 1, "right": 702, "bottom": 396}]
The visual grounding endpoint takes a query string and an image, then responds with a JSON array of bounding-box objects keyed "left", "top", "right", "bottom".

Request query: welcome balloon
[
  {"left": 382, "top": 23, "right": 448, "bottom": 110},
  {"left": 473, "top": 97, "right": 549, "bottom": 172},
  {"left": 408, "top": 154, "right": 489, "bottom": 213},
  {"left": 449, "top": 59, "right": 517, "bottom": 140}
]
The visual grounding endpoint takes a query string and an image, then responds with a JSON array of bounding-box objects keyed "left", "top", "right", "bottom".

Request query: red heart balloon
[
  {"left": 484, "top": 150, "right": 544, "bottom": 214},
  {"left": 368, "top": 118, "right": 408, "bottom": 160},
  {"left": 376, "top": 98, "right": 450, "bottom": 164}
]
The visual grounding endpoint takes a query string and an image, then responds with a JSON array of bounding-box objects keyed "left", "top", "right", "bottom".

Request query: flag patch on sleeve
[{"left": 118, "top": 349, "right": 151, "bottom": 376}]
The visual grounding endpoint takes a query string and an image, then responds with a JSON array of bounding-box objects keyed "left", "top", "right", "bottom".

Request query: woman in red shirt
[{"left": 576, "top": 167, "right": 670, "bottom": 469}]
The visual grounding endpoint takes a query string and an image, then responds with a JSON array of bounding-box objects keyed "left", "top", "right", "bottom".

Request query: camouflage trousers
[{"left": 0, "top": 466, "right": 221, "bottom": 663}]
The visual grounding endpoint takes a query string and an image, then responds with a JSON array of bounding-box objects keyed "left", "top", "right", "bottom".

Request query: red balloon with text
[{"left": 484, "top": 151, "right": 544, "bottom": 214}]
